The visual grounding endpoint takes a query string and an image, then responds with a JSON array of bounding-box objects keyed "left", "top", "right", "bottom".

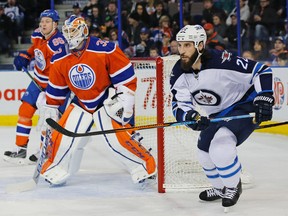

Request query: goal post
[{"left": 131, "top": 56, "right": 211, "bottom": 193}]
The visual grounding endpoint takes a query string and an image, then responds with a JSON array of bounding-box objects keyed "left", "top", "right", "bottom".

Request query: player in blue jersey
[{"left": 171, "top": 25, "right": 274, "bottom": 209}]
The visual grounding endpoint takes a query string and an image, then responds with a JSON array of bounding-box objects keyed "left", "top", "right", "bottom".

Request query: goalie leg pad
[
  {"left": 41, "top": 103, "right": 93, "bottom": 185},
  {"left": 93, "top": 107, "right": 157, "bottom": 183}
]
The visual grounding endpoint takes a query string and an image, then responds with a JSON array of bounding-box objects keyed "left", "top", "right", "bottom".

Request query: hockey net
[{"left": 132, "top": 56, "right": 211, "bottom": 192}]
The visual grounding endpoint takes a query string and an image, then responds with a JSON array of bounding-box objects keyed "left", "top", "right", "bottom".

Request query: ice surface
[{"left": 0, "top": 127, "right": 287, "bottom": 216}]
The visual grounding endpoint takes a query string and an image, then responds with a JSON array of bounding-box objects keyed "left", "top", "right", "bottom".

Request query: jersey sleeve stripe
[
  {"left": 80, "top": 89, "right": 109, "bottom": 111},
  {"left": 48, "top": 81, "right": 69, "bottom": 90},
  {"left": 46, "top": 91, "right": 67, "bottom": 100},
  {"left": 113, "top": 74, "right": 136, "bottom": 88},
  {"left": 109, "top": 62, "right": 132, "bottom": 78},
  {"left": 110, "top": 65, "right": 135, "bottom": 86},
  {"left": 46, "top": 82, "right": 70, "bottom": 100},
  {"left": 33, "top": 70, "right": 49, "bottom": 84}
]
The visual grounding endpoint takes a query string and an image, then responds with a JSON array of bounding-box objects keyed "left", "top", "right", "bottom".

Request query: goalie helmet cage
[{"left": 131, "top": 56, "right": 211, "bottom": 193}]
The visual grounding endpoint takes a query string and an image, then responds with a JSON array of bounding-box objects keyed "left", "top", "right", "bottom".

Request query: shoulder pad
[
  {"left": 88, "top": 37, "right": 116, "bottom": 53},
  {"left": 48, "top": 32, "right": 66, "bottom": 51}
]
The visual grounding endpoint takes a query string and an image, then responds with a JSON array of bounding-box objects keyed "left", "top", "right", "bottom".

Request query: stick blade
[{"left": 5, "top": 179, "right": 36, "bottom": 193}]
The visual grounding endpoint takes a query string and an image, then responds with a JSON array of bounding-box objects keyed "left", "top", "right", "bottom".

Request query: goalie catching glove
[
  {"left": 14, "top": 51, "right": 31, "bottom": 71},
  {"left": 104, "top": 86, "right": 135, "bottom": 125},
  {"left": 185, "top": 110, "right": 210, "bottom": 131},
  {"left": 253, "top": 93, "right": 274, "bottom": 124}
]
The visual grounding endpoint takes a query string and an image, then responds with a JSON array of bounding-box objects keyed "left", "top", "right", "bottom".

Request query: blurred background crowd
[{"left": 1, "top": 0, "right": 288, "bottom": 66}]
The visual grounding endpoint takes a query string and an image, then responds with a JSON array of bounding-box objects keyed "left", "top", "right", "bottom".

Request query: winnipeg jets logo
[
  {"left": 197, "top": 91, "right": 213, "bottom": 104},
  {"left": 192, "top": 90, "right": 221, "bottom": 106},
  {"left": 221, "top": 50, "right": 231, "bottom": 64}
]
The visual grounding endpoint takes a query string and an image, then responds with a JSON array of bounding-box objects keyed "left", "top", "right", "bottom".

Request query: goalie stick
[
  {"left": 5, "top": 90, "right": 76, "bottom": 193},
  {"left": 5, "top": 128, "right": 51, "bottom": 193},
  {"left": 46, "top": 113, "right": 255, "bottom": 138}
]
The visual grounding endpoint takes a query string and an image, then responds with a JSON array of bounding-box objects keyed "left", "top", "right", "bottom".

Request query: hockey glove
[
  {"left": 185, "top": 110, "right": 210, "bottom": 131},
  {"left": 253, "top": 93, "right": 274, "bottom": 124},
  {"left": 104, "top": 86, "right": 135, "bottom": 125},
  {"left": 14, "top": 51, "right": 31, "bottom": 71},
  {"left": 36, "top": 91, "right": 46, "bottom": 109}
]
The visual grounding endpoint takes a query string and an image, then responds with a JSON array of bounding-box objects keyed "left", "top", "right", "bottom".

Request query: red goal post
[{"left": 131, "top": 56, "right": 211, "bottom": 193}]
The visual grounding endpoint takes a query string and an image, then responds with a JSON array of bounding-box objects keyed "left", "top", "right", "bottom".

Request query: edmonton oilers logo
[
  {"left": 34, "top": 49, "right": 46, "bottom": 70},
  {"left": 69, "top": 64, "right": 95, "bottom": 90}
]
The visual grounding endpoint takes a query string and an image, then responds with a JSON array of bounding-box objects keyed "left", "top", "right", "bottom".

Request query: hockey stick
[
  {"left": 5, "top": 128, "right": 51, "bottom": 193},
  {"left": 257, "top": 121, "right": 288, "bottom": 129},
  {"left": 22, "top": 67, "right": 43, "bottom": 91},
  {"left": 5, "top": 91, "right": 77, "bottom": 193},
  {"left": 46, "top": 113, "right": 255, "bottom": 138}
]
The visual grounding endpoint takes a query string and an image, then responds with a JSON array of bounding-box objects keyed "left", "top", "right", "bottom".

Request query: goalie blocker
[{"left": 41, "top": 103, "right": 157, "bottom": 186}]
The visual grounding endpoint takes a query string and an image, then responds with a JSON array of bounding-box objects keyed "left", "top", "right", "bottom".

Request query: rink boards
[{"left": 0, "top": 68, "right": 287, "bottom": 136}]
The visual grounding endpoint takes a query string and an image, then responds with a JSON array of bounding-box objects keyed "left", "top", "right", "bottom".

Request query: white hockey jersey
[{"left": 170, "top": 49, "right": 273, "bottom": 120}]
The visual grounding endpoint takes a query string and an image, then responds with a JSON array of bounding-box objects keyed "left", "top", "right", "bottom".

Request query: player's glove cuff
[
  {"left": 253, "top": 93, "right": 274, "bottom": 124},
  {"left": 185, "top": 110, "right": 210, "bottom": 131}
]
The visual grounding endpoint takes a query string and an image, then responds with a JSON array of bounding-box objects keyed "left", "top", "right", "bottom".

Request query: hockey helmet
[
  {"left": 62, "top": 15, "right": 89, "bottom": 49},
  {"left": 176, "top": 25, "right": 207, "bottom": 49},
  {"left": 40, "top": 9, "right": 60, "bottom": 22}
]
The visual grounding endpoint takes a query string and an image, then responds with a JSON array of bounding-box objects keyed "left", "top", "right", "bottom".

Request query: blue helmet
[{"left": 40, "top": 9, "right": 60, "bottom": 22}]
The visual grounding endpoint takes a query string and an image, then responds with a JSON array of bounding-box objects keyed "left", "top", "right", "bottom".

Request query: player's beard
[{"left": 180, "top": 51, "right": 199, "bottom": 71}]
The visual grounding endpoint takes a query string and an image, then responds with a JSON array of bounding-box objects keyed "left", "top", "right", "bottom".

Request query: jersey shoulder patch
[
  {"left": 48, "top": 31, "right": 66, "bottom": 52},
  {"left": 87, "top": 37, "right": 116, "bottom": 53}
]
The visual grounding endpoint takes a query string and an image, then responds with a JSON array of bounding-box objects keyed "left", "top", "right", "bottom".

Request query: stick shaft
[
  {"left": 46, "top": 114, "right": 255, "bottom": 138},
  {"left": 22, "top": 67, "right": 43, "bottom": 91},
  {"left": 257, "top": 121, "right": 288, "bottom": 129}
]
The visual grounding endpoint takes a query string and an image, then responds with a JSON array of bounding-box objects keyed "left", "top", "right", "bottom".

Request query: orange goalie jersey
[
  {"left": 46, "top": 37, "right": 136, "bottom": 112},
  {"left": 26, "top": 28, "right": 66, "bottom": 89}
]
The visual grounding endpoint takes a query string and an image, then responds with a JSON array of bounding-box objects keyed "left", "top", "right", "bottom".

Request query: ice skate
[
  {"left": 199, "top": 188, "right": 223, "bottom": 201},
  {"left": 222, "top": 180, "right": 242, "bottom": 212},
  {"left": 3, "top": 145, "right": 28, "bottom": 165},
  {"left": 28, "top": 150, "right": 40, "bottom": 163}
]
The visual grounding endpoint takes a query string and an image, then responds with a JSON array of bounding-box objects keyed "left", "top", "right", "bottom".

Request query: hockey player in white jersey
[{"left": 171, "top": 25, "right": 274, "bottom": 209}]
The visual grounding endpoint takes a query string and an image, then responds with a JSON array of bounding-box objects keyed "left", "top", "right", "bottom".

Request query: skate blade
[
  {"left": 224, "top": 205, "right": 236, "bottom": 213},
  {"left": 3, "top": 155, "right": 27, "bottom": 165},
  {"left": 5, "top": 179, "right": 36, "bottom": 193},
  {"left": 3, "top": 156, "right": 36, "bottom": 166}
]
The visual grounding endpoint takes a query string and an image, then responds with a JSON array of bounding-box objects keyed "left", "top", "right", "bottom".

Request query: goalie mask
[{"left": 62, "top": 15, "right": 89, "bottom": 49}]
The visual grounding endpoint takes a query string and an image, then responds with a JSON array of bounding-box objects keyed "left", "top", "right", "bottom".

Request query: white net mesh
[{"left": 132, "top": 56, "right": 211, "bottom": 191}]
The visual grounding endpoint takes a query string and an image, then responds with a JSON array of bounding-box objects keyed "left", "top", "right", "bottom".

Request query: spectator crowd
[{"left": 1, "top": 0, "right": 288, "bottom": 66}]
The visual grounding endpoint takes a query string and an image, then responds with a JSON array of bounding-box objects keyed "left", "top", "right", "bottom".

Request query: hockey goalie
[{"left": 37, "top": 15, "right": 157, "bottom": 186}]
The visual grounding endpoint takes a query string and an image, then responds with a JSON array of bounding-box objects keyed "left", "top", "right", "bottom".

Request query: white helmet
[
  {"left": 176, "top": 25, "right": 207, "bottom": 49},
  {"left": 62, "top": 15, "right": 89, "bottom": 49}
]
